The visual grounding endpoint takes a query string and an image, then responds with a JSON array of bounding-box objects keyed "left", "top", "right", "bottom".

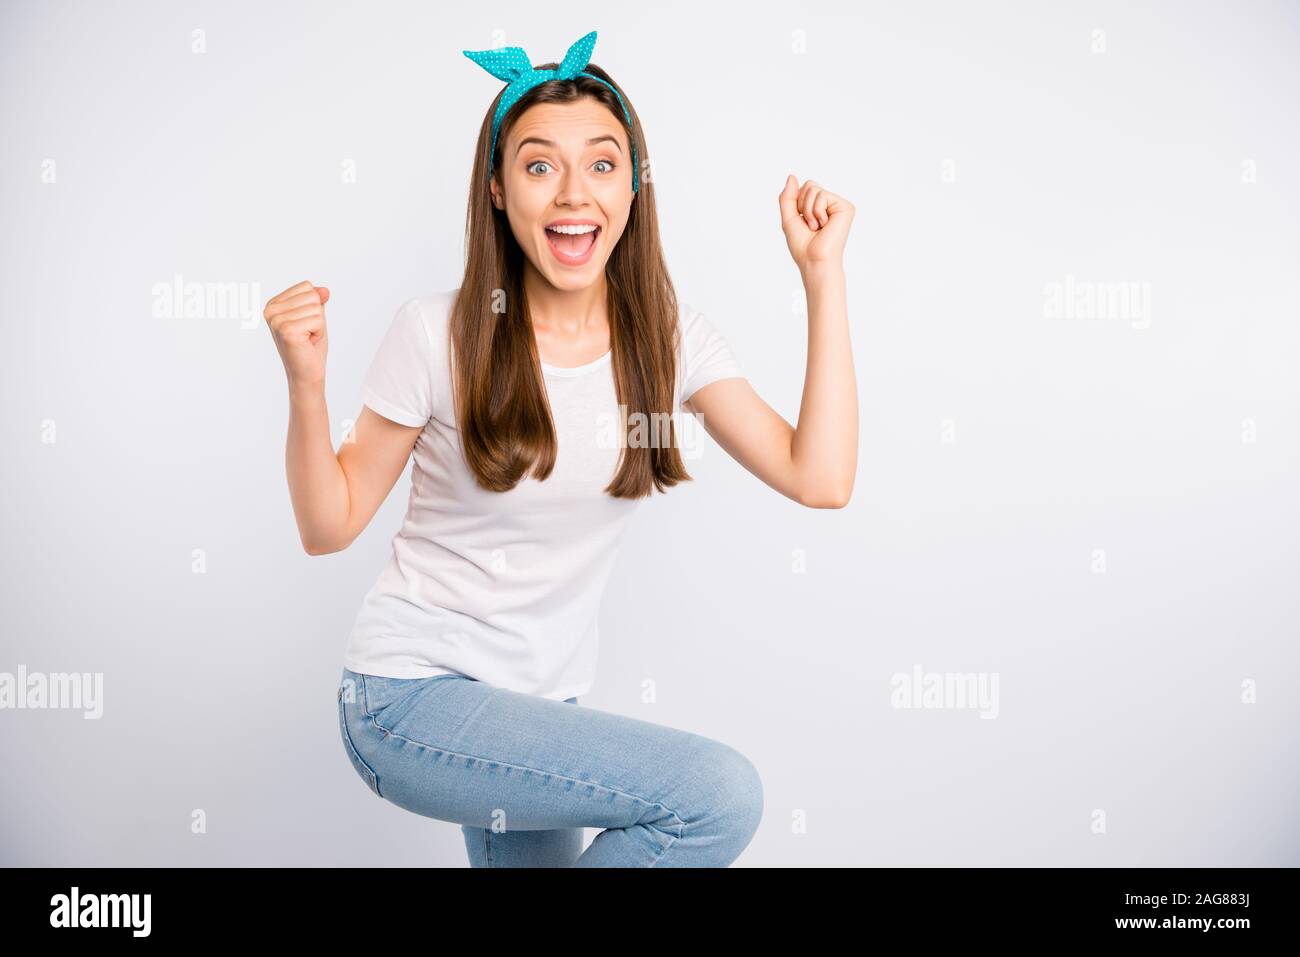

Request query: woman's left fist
[{"left": 779, "top": 174, "right": 854, "bottom": 273}]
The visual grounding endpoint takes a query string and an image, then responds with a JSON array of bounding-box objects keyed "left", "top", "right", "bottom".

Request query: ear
[{"left": 489, "top": 174, "right": 504, "bottom": 210}]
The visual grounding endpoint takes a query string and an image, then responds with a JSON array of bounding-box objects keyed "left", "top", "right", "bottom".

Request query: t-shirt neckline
[{"left": 540, "top": 349, "right": 613, "bottom": 378}]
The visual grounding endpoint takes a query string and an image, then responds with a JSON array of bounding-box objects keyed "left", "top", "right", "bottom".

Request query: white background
[{"left": 2, "top": 0, "right": 1297, "bottom": 865}]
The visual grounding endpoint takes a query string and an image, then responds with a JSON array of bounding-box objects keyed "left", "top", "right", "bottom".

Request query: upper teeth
[{"left": 547, "top": 224, "right": 598, "bottom": 235}]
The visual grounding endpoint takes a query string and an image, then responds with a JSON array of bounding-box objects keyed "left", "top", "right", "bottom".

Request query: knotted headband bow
[{"left": 462, "top": 30, "right": 639, "bottom": 193}]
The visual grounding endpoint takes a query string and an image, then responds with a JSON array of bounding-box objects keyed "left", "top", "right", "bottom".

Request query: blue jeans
[{"left": 337, "top": 667, "right": 763, "bottom": 866}]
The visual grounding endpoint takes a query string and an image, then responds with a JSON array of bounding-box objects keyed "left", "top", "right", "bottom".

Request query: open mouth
[{"left": 544, "top": 224, "right": 602, "bottom": 266}]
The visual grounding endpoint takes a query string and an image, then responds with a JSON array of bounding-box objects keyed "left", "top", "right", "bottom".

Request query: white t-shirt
[{"left": 341, "top": 288, "right": 745, "bottom": 700}]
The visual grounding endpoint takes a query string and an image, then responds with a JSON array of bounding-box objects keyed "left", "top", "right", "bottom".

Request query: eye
[{"left": 525, "top": 159, "right": 617, "bottom": 176}]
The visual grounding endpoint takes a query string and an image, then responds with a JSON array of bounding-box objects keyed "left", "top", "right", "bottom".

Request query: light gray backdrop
[{"left": 2, "top": 0, "right": 1296, "bottom": 866}]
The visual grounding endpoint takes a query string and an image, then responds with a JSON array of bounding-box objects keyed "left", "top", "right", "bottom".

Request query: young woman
[{"left": 264, "top": 31, "right": 857, "bottom": 867}]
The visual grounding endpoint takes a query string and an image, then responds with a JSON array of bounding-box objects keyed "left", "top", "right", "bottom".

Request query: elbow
[
  {"left": 798, "top": 480, "right": 854, "bottom": 510},
  {"left": 302, "top": 535, "right": 348, "bottom": 556},
  {"left": 301, "top": 514, "right": 360, "bottom": 555}
]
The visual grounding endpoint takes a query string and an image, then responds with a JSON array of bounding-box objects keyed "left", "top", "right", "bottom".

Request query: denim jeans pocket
[
  {"left": 337, "top": 685, "right": 381, "bottom": 797},
  {"left": 364, "top": 672, "right": 463, "bottom": 716}
]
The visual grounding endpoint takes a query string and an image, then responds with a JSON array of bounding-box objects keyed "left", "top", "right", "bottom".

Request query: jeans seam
[
  {"left": 646, "top": 842, "right": 676, "bottom": 867},
  {"left": 362, "top": 708, "right": 688, "bottom": 841},
  {"left": 338, "top": 689, "right": 382, "bottom": 797}
]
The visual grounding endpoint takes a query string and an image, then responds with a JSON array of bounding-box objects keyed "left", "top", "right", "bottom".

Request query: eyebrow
[{"left": 515, "top": 135, "right": 623, "bottom": 157}]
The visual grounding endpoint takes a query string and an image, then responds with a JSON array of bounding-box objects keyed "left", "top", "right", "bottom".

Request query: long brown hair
[{"left": 449, "top": 60, "right": 691, "bottom": 499}]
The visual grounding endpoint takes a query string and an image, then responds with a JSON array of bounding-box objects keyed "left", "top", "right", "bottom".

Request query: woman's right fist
[{"left": 264, "top": 281, "right": 330, "bottom": 389}]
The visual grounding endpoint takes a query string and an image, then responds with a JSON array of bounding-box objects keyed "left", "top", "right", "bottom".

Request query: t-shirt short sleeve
[
  {"left": 361, "top": 298, "right": 436, "bottom": 427},
  {"left": 678, "top": 302, "right": 745, "bottom": 406}
]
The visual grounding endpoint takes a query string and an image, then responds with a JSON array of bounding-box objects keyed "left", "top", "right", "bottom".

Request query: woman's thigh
[
  {"left": 337, "top": 668, "right": 763, "bottom": 866},
  {"left": 459, "top": 696, "right": 585, "bottom": 867}
]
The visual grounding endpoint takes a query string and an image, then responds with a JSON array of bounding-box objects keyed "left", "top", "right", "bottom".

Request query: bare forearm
[
  {"left": 791, "top": 265, "right": 858, "bottom": 505},
  {"left": 286, "top": 382, "right": 351, "bottom": 553}
]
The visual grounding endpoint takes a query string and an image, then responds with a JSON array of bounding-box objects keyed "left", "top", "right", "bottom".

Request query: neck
[{"left": 522, "top": 261, "right": 608, "bottom": 338}]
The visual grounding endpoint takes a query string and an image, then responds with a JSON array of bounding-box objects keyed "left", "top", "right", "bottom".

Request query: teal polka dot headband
[{"left": 462, "top": 30, "right": 639, "bottom": 194}]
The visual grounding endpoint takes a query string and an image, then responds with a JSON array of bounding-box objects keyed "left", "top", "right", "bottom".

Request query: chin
[{"left": 538, "top": 256, "right": 608, "bottom": 289}]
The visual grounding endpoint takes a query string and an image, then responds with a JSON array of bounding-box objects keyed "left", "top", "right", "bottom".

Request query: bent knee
[
  {"left": 721, "top": 746, "right": 764, "bottom": 838},
  {"left": 687, "top": 741, "right": 764, "bottom": 846}
]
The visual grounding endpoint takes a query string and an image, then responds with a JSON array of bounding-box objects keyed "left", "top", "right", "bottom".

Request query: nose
[{"left": 554, "top": 163, "right": 592, "bottom": 209}]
